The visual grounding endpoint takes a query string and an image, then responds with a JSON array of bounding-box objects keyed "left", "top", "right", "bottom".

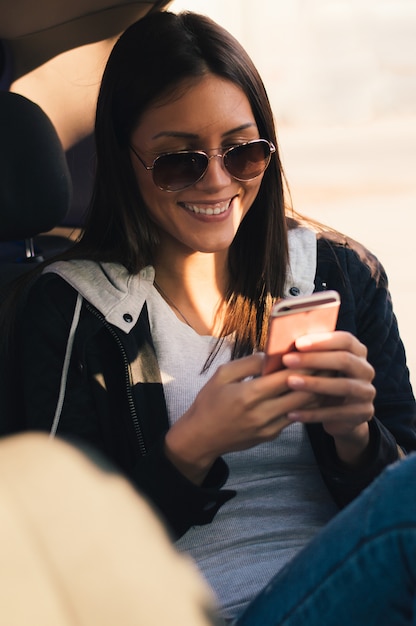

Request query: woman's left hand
[{"left": 282, "top": 331, "right": 376, "bottom": 466}]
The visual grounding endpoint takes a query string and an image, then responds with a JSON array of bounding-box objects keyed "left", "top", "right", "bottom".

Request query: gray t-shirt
[{"left": 147, "top": 286, "right": 338, "bottom": 620}]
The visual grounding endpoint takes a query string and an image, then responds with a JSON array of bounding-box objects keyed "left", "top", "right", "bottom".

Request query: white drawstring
[{"left": 49, "top": 293, "right": 83, "bottom": 438}]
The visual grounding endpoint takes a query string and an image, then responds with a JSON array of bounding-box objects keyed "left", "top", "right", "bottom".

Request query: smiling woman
[
  {"left": 1, "top": 9, "right": 416, "bottom": 626},
  {"left": 129, "top": 75, "right": 265, "bottom": 275}
]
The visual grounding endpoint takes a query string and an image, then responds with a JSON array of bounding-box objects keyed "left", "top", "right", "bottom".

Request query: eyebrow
[{"left": 151, "top": 123, "right": 257, "bottom": 140}]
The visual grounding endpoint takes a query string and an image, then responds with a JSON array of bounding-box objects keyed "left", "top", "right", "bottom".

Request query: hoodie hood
[{"left": 43, "top": 227, "right": 316, "bottom": 333}]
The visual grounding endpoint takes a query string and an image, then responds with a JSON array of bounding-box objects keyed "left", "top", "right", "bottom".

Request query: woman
[{"left": 8, "top": 10, "right": 416, "bottom": 625}]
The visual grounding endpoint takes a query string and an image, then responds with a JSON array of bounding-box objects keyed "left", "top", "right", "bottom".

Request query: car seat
[
  {"left": 0, "top": 90, "right": 72, "bottom": 293},
  {"left": 0, "top": 90, "right": 73, "bottom": 435}
]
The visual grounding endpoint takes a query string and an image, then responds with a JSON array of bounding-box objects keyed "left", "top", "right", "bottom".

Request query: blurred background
[{"left": 171, "top": 0, "right": 416, "bottom": 387}]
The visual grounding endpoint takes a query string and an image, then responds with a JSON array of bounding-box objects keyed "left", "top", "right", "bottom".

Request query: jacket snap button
[
  {"left": 123, "top": 313, "right": 133, "bottom": 323},
  {"left": 289, "top": 286, "right": 300, "bottom": 296}
]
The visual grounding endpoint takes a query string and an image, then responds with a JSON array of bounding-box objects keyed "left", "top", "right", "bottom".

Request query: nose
[{"left": 196, "top": 153, "right": 232, "bottom": 189}]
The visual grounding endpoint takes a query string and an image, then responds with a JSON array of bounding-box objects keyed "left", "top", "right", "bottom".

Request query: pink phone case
[{"left": 262, "top": 291, "right": 340, "bottom": 375}]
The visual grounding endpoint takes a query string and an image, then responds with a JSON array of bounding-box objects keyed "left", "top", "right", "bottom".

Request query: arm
[
  {"left": 300, "top": 239, "right": 416, "bottom": 506},
  {"left": 19, "top": 274, "right": 103, "bottom": 442},
  {"left": 18, "top": 275, "right": 234, "bottom": 537},
  {"left": 126, "top": 310, "right": 320, "bottom": 537}
]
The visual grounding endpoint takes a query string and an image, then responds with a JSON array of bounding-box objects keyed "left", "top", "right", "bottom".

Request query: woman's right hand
[{"left": 164, "top": 352, "right": 317, "bottom": 484}]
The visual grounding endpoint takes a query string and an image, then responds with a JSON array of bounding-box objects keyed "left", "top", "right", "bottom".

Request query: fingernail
[
  {"left": 287, "top": 412, "right": 301, "bottom": 421},
  {"left": 282, "top": 353, "right": 301, "bottom": 367},
  {"left": 287, "top": 375, "right": 305, "bottom": 389},
  {"left": 295, "top": 335, "right": 312, "bottom": 348}
]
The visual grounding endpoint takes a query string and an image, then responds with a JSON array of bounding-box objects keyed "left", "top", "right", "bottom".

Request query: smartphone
[{"left": 262, "top": 290, "right": 340, "bottom": 375}]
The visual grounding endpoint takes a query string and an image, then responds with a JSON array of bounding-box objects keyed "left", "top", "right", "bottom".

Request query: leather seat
[{"left": 0, "top": 90, "right": 72, "bottom": 292}]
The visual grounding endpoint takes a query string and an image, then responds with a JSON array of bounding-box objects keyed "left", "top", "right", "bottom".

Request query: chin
[{"left": 195, "top": 240, "right": 235, "bottom": 254}]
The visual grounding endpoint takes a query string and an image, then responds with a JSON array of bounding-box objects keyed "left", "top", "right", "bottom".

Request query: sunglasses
[{"left": 130, "top": 139, "right": 276, "bottom": 192}]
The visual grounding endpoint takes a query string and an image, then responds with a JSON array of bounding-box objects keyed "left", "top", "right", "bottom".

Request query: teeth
[{"left": 183, "top": 201, "right": 230, "bottom": 215}]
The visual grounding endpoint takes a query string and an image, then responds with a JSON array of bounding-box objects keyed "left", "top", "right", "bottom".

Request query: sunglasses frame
[{"left": 130, "top": 139, "right": 276, "bottom": 192}]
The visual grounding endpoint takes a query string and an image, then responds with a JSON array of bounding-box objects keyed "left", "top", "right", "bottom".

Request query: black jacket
[{"left": 17, "top": 237, "right": 416, "bottom": 538}]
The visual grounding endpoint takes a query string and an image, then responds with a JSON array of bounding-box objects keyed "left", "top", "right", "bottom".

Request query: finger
[
  {"left": 261, "top": 389, "right": 318, "bottom": 422},
  {"left": 246, "top": 364, "right": 320, "bottom": 405},
  {"left": 283, "top": 351, "right": 375, "bottom": 381},
  {"left": 286, "top": 372, "right": 376, "bottom": 402},
  {"left": 287, "top": 401, "right": 374, "bottom": 429},
  {"left": 243, "top": 389, "right": 320, "bottom": 443},
  {"left": 213, "top": 352, "right": 265, "bottom": 384},
  {"left": 295, "top": 331, "right": 367, "bottom": 358}
]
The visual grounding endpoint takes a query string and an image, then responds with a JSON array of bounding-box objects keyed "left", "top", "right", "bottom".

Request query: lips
[{"left": 181, "top": 199, "right": 232, "bottom": 215}]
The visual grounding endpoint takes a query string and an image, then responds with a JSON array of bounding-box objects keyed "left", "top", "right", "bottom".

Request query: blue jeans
[{"left": 235, "top": 453, "right": 416, "bottom": 626}]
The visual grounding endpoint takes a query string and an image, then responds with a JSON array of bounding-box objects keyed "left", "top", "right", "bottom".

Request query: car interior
[
  {"left": 0, "top": 0, "right": 175, "bottom": 440},
  {"left": 0, "top": 0, "right": 173, "bottom": 294},
  {"left": 0, "top": 90, "right": 72, "bottom": 290}
]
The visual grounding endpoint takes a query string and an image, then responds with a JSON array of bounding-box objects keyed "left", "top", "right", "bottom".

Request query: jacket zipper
[{"left": 85, "top": 303, "right": 147, "bottom": 456}]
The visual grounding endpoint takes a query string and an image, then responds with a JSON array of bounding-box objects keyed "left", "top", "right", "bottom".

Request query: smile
[{"left": 182, "top": 200, "right": 231, "bottom": 215}]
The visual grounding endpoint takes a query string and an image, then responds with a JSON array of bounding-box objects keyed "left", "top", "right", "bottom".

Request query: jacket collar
[
  {"left": 284, "top": 226, "right": 317, "bottom": 297},
  {"left": 44, "top": 226, "right": 316, "bottom": 333}
]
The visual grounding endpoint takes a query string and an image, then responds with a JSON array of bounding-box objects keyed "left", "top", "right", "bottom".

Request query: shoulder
[
  {"left": 286, "top": 217, "right": 386, "bottom": 289},
  {"left": 316, "top": 232, "right": 387, "bottom": 290},
  {"left": 25, "top": 271, "right": 79, "bottom": 313},
  {"left": 313, "top": 233, "right": 393, "bottom": 337},
  {"left": 18, "top": 273, "right": 86, "bottom": 344}
]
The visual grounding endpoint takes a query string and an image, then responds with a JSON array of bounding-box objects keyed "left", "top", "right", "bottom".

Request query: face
[{"left": 129, "top": 74, "right": 265, "bottom": 257}]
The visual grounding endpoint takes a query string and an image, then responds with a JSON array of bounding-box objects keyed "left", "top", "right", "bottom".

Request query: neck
[
  {"left": 154, "top": 246, "right": 228, "bottom": 294},
  {"left": 154, "top": 251, "right": 228, "bottom": 336}
]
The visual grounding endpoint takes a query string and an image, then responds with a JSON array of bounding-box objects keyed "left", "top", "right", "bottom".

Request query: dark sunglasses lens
[
  {"left": 153, "top": 152, "right": 208, "bottom": 191},
  {"left": 225, "top": 141, "right": 272, "bottom": 180}
]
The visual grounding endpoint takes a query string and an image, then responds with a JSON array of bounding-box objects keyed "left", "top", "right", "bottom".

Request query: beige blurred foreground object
[{"left": 0, "top": 433, "right": 218, "bottom": 626}]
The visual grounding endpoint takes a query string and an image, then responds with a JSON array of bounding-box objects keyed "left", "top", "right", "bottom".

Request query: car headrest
[{"left": 0, "top": 91, "right": 72, "bottom": 241}]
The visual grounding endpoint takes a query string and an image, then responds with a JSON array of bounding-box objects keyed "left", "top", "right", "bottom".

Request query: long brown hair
[{"left": 72, "top": 11, "right": 288, "bottom": 357}]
